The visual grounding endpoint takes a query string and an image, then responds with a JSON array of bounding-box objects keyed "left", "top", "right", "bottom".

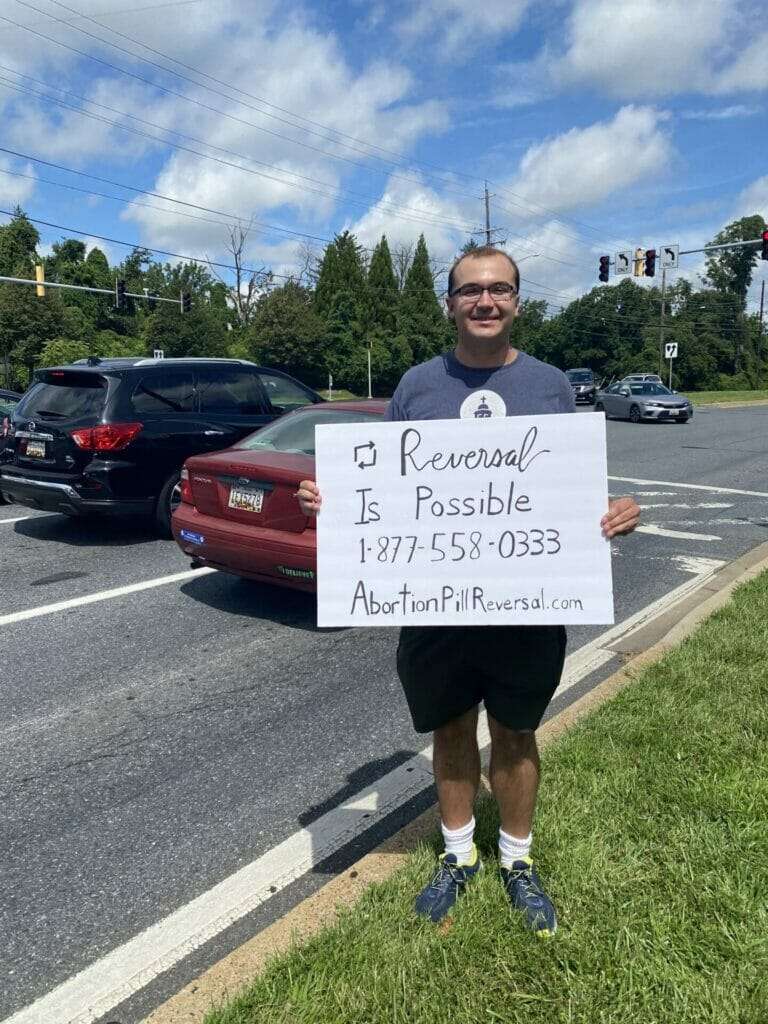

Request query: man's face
[{"left": 446, "top": 253, "right": 519, "bottom": 347}]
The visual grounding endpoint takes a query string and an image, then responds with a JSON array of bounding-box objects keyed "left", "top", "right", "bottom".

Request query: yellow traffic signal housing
[
  {"left": 633, "top": 247, "right": 645, "bottom": 277},
  {"left": 35, "top": 264, "right": 45, "bottom": 298}
]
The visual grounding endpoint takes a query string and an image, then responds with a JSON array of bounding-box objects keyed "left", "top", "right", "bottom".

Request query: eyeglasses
[{"left": 449, "top": 282, "right": 518, "bottom": 300}]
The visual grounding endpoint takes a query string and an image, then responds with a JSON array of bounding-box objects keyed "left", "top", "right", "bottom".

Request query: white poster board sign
[{"left": 315, "top": 414, "right": 613, "bottom": 627}]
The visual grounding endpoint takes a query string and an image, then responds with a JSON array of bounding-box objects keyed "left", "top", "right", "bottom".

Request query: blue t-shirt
[{"left": 385, "top": 349, "right": 575, "bottom": 422}]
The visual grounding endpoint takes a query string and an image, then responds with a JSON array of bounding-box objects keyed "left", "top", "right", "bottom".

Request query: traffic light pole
[
  {"left": 0, "top": 275, "right": 181, "bottom": 306},
  {"left": 658, "top": 267, "right": 667, "bottom": 378}
]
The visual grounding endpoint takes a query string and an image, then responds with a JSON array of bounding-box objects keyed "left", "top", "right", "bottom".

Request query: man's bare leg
[
  {"left": 432, "top": 705, "right": 480, "bottom": 829},
  {"left": 487, "top": 716, "right": 539, "bottom": 837}
]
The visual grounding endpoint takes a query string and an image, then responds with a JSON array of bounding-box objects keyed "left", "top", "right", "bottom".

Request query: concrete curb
[{"left": 143, "top": 540, "right": 768, "bottom": 1024}]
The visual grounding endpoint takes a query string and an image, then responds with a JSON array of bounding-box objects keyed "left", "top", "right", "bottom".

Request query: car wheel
[
  {"left": 155, "top": 470, "right": 181, "bottom": 539},
  {"left": 629, "top": 405, "right": 642, "bottom": 423}
]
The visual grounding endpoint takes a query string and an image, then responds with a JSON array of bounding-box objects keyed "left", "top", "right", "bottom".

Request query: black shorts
[{"left": 396, "top": 624, "right": 567, "bottom": 734}]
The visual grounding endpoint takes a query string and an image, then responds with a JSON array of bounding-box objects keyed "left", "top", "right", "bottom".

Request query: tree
[
  {"left": 0, "top": 208, "right": 39, "bottom": 276},
  {"left": 217, "top": 222, "right": 272, "bottom": 328},
  {"left": 246, "top": 281, "right": 326, "bottom": 385},
  {"left": 367, "top": 236, "right": 399, "bottom": 334},
  {"left": 398, "top": 234, "right": 453, "bottom": 364},
  {"left": 314, "top": 231, "right": 368, "bottom": 321},
  {"left": 0, "top": 282, "right": 65, "bottom": 387},
  {"left": 322, "top": 288, "right": 366, "bottom": 389},
  {"left": 704, "top": 214, "right": 767, "bottom": 307}
]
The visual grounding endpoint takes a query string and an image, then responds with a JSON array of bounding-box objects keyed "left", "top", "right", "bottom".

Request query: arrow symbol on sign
[{"left": 354, "top": 441, "right": 377, "bottom": 469}]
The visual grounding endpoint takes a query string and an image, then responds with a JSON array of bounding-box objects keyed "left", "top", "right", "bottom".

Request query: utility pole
[
  {"left": 658, "top": 267, "right": 667, "bottom": 378},
  {"left": 484, "top": 182, "right": 492, "bottom": 245}
]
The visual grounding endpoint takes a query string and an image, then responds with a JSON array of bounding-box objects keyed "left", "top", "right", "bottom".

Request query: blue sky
[{"left": 0, "top": 0, "right": 765, "bottom": 311}]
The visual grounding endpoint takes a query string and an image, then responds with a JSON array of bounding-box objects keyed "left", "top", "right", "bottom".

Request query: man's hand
[
  {"left": 601, "top": 496, "right": 640, "bottom": 539},
  {"left": 296, "top": 479, "right": 322, "bottom": 516}
]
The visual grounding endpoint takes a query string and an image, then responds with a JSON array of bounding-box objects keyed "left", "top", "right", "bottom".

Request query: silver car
[{"left": 595, "top": 381, "right": 693, "bottom": 423}]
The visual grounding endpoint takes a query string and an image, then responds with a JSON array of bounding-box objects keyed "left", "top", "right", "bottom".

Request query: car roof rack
[{"left": 131, "top": 357, "right": 256, "bottom": 366}]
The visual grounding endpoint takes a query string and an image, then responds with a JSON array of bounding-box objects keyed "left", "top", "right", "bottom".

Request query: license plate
[
  {"left": 180, "top": 529, "right": 205, "bottom": 545},
  {"left": 25, "top": 440, "right": 46, "bottom": 458},
  {"left": 228, "top": 487, "right": 264, "bottom": 512}
]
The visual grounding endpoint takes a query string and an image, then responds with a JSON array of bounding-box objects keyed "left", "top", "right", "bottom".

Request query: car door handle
[{"left": 203, "top": 430, "right": 226, "bottom": 435}]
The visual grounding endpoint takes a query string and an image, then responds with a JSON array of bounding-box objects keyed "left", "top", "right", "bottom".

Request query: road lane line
[
  {"left": 636, "top": 524, "right": 721, "bottom": 541},
  {"left": 0, "top": 567, "right": 216, "bottom": 628},
  {"left": 609, "top": 475, "right": 768, "bottom": 498},
  {"left": 0, "top": 514, "right": 59, "bottom": 525},
  {"left": 2, "top": 561, "right": 725, "bottom": 1024}
]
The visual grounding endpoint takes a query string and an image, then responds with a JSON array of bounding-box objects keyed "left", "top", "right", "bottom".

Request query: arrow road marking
[{"left": 637, "top": 524, "right": 721, "bottom": 541}]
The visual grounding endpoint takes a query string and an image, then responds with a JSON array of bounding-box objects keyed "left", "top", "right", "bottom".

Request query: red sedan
[{"left": 172, "top": 399, "right": 387, "bottom": 591}]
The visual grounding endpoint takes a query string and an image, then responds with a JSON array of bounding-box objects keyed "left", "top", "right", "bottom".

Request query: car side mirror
[{"left": 620, "top": 388, "right": 630, "bottom": 397}]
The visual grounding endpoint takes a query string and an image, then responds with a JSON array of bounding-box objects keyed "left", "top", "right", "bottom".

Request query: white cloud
[
  {"left": 680, "top": 104, "right": 762, "bottom": 121},
  {"left": 496, "top": 0, "right": 766, "bottom": 104},
  {"left": 0, "top": 156, "right": 36, "bottom": 208},
  {"left": 346, "top": 173, "right": 473, "bottom": 265},
  {"left": 556, "top": 0, "right": 730, "bottom": 98},
  {"left": 713, "top": 30, "right": 768, "bottom": 93},
  {"left": 504, "top": 106, "right": 673, "bottom": 218},
  {"left": 398, "top": 0, "right": 530, "bottom": 57},
  {"left": 733, "top": 175, "right": 768, "bottom": 219}
]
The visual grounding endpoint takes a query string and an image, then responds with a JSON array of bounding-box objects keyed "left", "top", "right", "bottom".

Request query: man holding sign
[{"left": 297, "top": 247, "right": 639, "bottom": 937}]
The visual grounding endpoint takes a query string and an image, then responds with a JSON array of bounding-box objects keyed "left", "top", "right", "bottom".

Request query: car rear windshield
[
  {"left": 237, "top": 408, "right": 382, "bottom": 455},
  {"left": 18, "top": 372, "right": 108, "bottom": 420},
  {"left": 567, "top": 371, "right": 592, "bottom": 382}
]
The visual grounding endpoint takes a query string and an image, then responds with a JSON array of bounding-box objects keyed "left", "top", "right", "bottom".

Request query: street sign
[
  {"left": 153, "top": 349, "right": 164, "bottom": 359},
  {"left": 665, "top": 342, "right": 678, "bottom": 359},
  {"left": 615, "top": 251, "right": 632, "bottom": 275},
  {"left": 661, "top": 244, "right": 679, "bottom": 270}
]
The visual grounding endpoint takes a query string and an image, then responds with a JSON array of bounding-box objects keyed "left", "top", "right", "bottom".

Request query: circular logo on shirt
[{"left": 459, "top": 390, "right": 507, "bottom": 419}]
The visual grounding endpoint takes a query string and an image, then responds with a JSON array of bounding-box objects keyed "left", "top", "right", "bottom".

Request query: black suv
[
  {"left": 565, "top": 367, "right": 597, "bottom": 405},
  {"left": 0, "top": 358, "right": 322, "bottom": 535}
]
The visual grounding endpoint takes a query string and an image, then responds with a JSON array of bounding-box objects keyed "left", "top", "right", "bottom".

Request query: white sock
[
  {"left": 498, "top": 828, "right": 532, "bottom": 868},
  {"left": 441, "top": 816, "right": 476, "bottom": 863}
]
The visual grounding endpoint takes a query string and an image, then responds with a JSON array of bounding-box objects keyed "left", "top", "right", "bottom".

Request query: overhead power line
[
  {"left": 8, "top": 0, "right": 623, "bottom": 251},
  {"left": 0, "top": 71, "right": 483, "bottom": 237}
]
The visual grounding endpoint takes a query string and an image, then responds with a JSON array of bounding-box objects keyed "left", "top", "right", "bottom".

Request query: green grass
[
  {"left": 681, "top": 389, "right": 768, "bottom": 405},
  {"left": 205, "top": 573, "right": 768, "bottom": 1024}
]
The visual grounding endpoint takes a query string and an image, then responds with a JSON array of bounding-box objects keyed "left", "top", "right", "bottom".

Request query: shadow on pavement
[
  {"left": 178, "top": 572, "right": 332, "bottom": 633},
  {"left": 12, "top": 513, "right": 159, "bottom": 548}
]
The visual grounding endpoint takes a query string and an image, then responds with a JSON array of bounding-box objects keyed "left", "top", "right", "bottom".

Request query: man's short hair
[{"left": 447, "top": 246, "right": 520, "bottom": 296}]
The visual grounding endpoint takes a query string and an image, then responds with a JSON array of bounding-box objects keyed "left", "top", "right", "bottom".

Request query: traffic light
[
  {"left": 35, "top": 263, "right": 46, "bottom": 298},
  {"left": 598, "top": 255, "right": 610, "bottom": 282},
  {"left": 181, "top": 291, "right": 192, "bottom": 314},
  {"left": 633, "top": 247, "right": 645, "bottom": 277},
  {"left": 147, "top": 294, "right": 157, "bottom": 311},
  {"left": 115, "top": 278, "right": 127, "bottom": 309},
  {"left": 762, "top": 229, "right": 768, "bottom": 261},
  {"left": 644, "top": 248, "right": 656, "bottom": 277}
]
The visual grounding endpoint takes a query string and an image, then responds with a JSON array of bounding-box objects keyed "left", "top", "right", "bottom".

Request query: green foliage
[
  {"left": 367, "top": 236, "right": 399, "bottom": 335},
  {"left": 398, "top": 234, "right": 453, "bottom": 364},
  {"left": 0, "top": 208, "right": 40, "bottom": 275},
  {"left": 246, "top": 282, "right": 326, "bottom": 386},
  {"left": 314, "top": 231, "right": 367, "bottom": 320},
  {"left": 38, "top": 338, "right": 90, "bottom": 367},
  {"left": 705, "top": 214, "right": 767, "bottom": 307}
]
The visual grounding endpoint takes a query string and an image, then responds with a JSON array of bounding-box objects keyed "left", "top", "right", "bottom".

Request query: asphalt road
[{"left": 2, "top": 403, "right": 768, "bottom": 1022}]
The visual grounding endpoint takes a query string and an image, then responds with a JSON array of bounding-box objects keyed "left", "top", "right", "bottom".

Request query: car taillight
[
  {"left": 70, "top": 422, "right": 143, "bottom": 451},
  {"left": 179, "top": 467, "right": 193, "bottom": 504}
]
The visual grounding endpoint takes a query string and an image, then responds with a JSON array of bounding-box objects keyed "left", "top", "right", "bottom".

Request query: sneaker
[
  {"left": 500, "top": 858, "right": 557, "bottom": 938},
  {"left": 414, "top": 846, "right": 482, "bottom": 923}
]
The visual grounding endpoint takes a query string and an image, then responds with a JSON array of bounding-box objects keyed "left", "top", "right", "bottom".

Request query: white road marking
[
  {"left": 638, "top": 503, "right": 692, "bottom": 509},
  {"left": 3, "top": 560, "right": 726, "bottom": 1024},
  {"left": 672, "top": 555, "right": 726, "bottom": 575},
  {"left": 637, "top": 524, "right": 721, "bottom": 541},
  {"left": 698, "top": 503, "right": 734, "bottom": 509},
  {"left": 610, "top": 475, "right": 768, "bottom": 498},
  {"left": 0, "top": 513, "right": 59, "bottom": 525},
  {"left": 633, "top": 491, "right": 676, "bottom": 496},
  {"left": 0, "top": 568, "right": 216, "bottom": 628}
]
